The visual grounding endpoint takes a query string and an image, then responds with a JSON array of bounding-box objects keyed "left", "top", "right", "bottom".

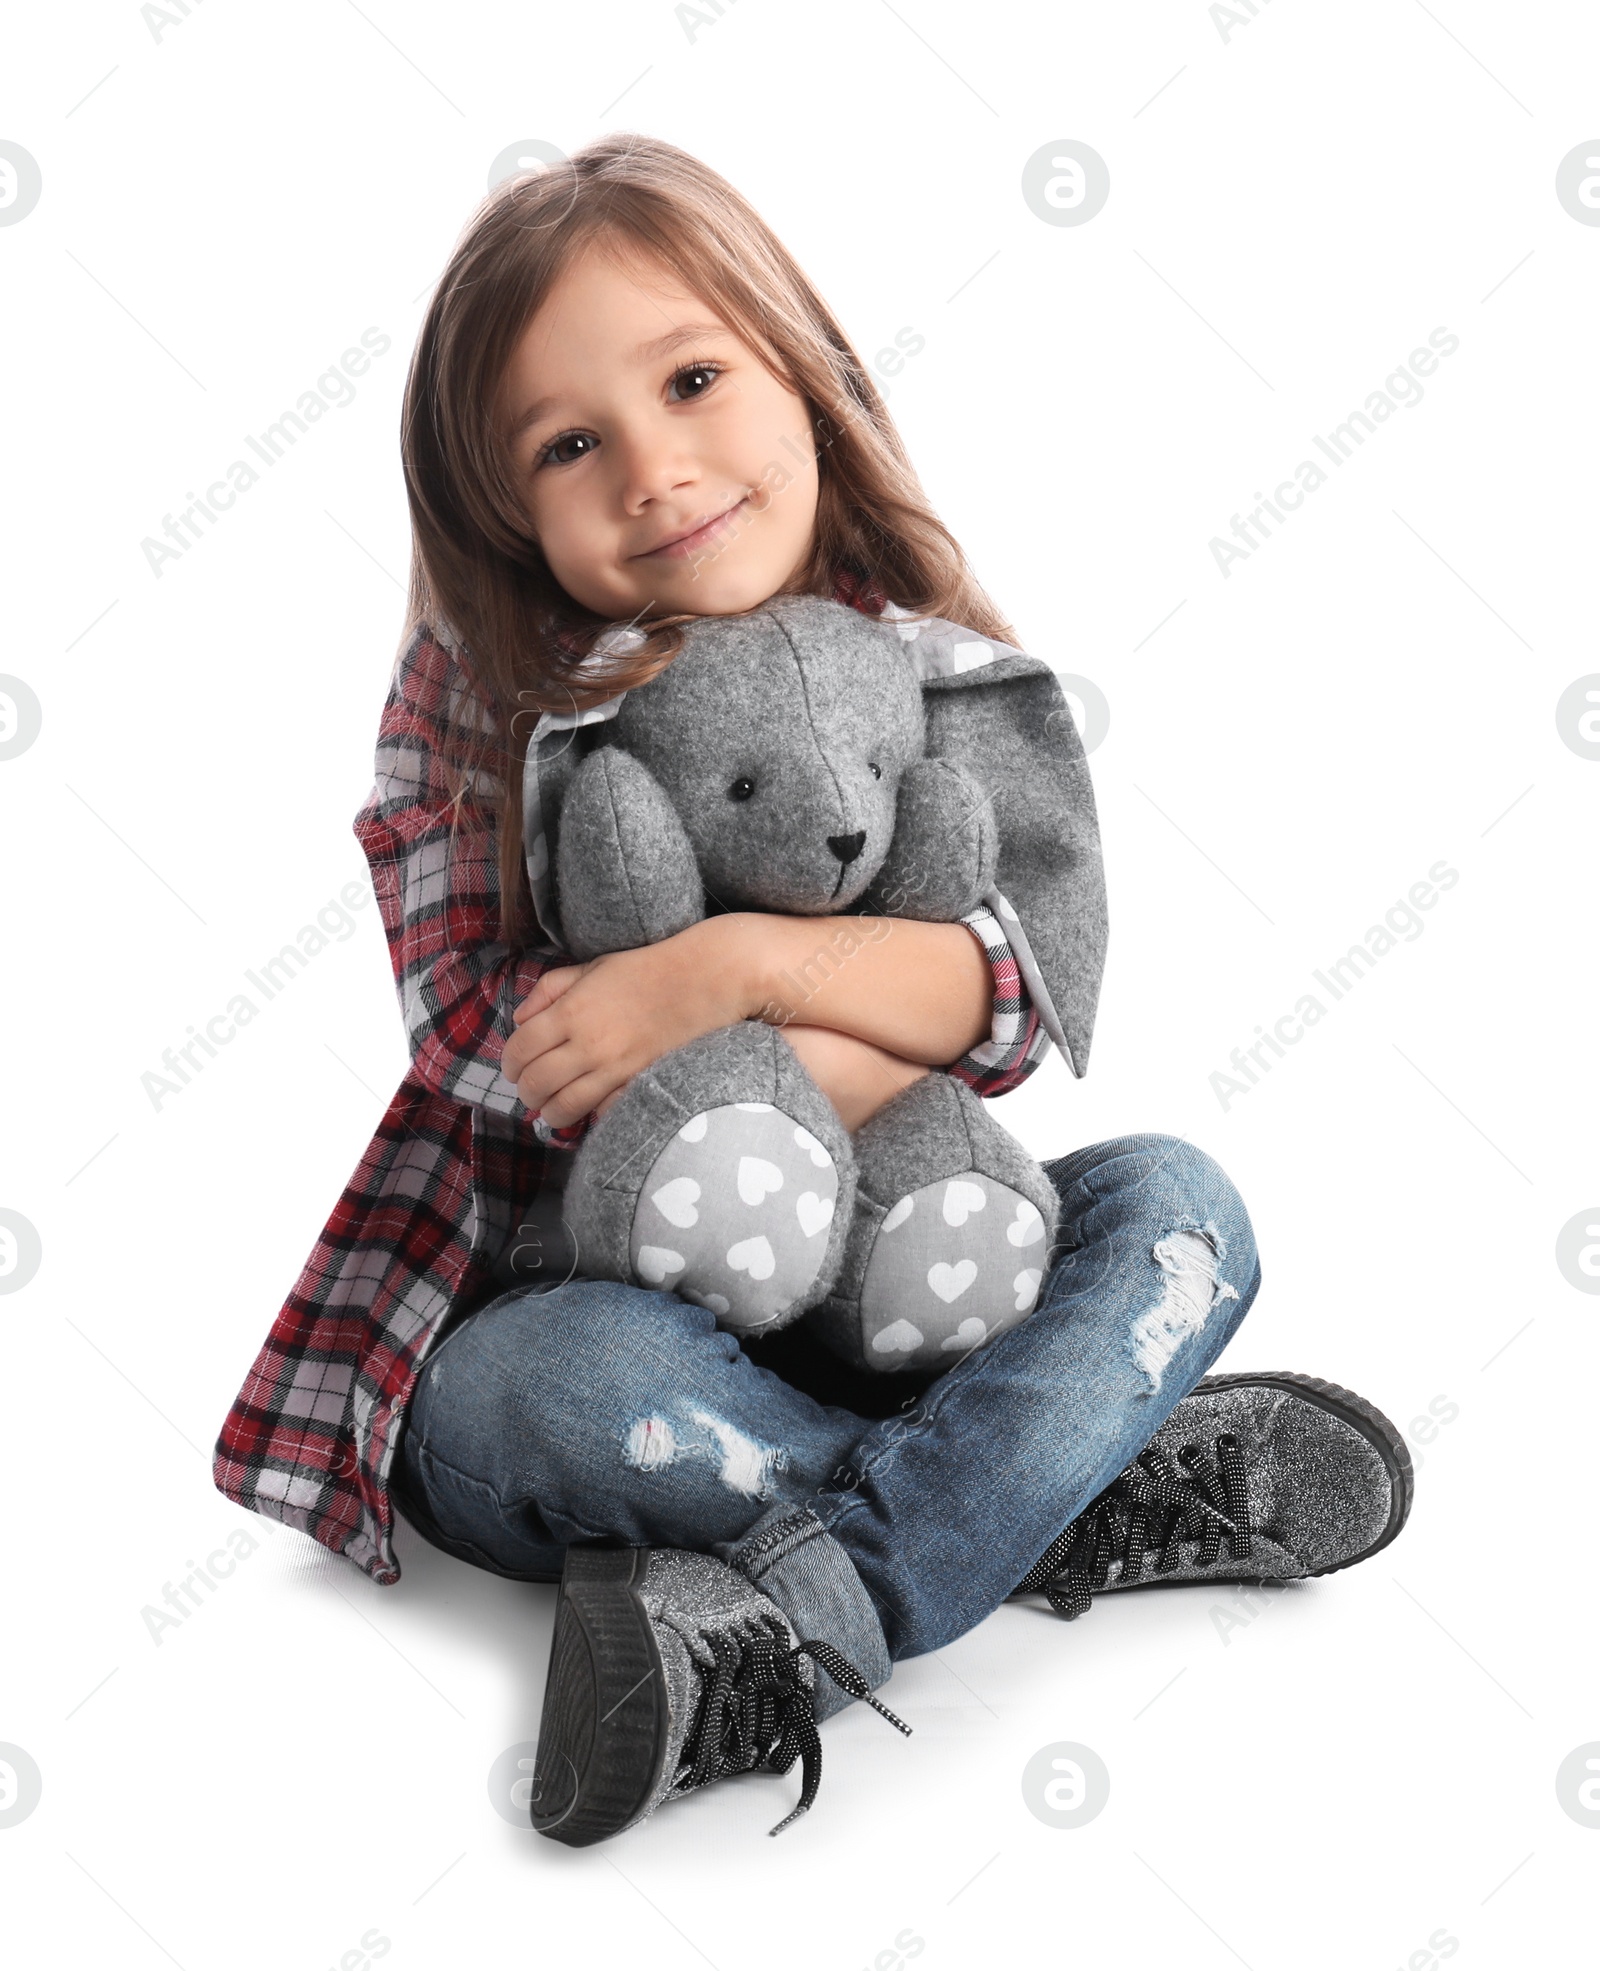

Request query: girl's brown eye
[
  {"left": 541, "top": 431, "right": 596, "bottom": 469},
  {"left": 729, "top": 775, "right": 755, "bottom": 801},
  {"left": 535, "top": 362, "right": 721, "bottom": 471},
  {"left": 673, "top": 362, "right": 724, "bottom": 399}
]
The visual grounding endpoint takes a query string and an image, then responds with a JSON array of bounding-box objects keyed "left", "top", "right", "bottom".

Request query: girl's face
[{"left": 502, "top": 240, "right": 821, "bottom": 622}]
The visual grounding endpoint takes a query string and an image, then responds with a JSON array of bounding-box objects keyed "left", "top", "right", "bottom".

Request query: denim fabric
[
  {"left": 718, "top": 1503, "right": 893, "bottom": 1720},
  {"left": 393, "top": 1132, "right": 1260, "bottom": 1699}
]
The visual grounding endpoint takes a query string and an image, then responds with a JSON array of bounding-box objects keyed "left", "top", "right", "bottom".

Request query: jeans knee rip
[
  {"left": 1132, "top": 1219, "right": 1239, "bottom": 1393},
  {"left": 622, "top": 1409, "right": 784, "bottom": 1499}
]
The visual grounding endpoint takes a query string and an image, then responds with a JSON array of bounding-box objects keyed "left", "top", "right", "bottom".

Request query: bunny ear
[{"left": 881, "top": 609, "right": 1108, "bottom": 1080}]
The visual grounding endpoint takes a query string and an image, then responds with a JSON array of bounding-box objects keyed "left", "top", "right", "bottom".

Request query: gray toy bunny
[{"left": 525, "top": 592, "right": 1108, "bottom": 1374}]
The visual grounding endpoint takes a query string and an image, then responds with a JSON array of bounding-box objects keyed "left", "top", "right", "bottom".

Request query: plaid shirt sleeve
[
  {"left": 947, "top": 902, "right": 1051, "bottom": 1096},
  {"left": 354, "top": 624, "right": 588, "bottom": 1150}
]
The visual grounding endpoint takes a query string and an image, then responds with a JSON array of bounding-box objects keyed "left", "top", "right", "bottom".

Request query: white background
[{"left": 3, "top": 2, "right": 1597, "bottom": 1966}]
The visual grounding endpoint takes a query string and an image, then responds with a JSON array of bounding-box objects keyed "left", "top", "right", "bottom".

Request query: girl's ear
[{"left": 554, "top": 747, "right": 706, "bottom": 958}]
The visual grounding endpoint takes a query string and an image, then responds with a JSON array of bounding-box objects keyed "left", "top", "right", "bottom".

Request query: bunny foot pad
[
  {"left": 855, "top": 1174, "right": 1047, "bottom": 1367},
  {"left": 562, "top": 1022, "right": 857, "bottom": 1338},
  {"left": 632, "top": 1104, "right": 841, "bottom": 1332},
  {"left": 807, "top": 1072, "right": 1060, "bottom": 1374}
]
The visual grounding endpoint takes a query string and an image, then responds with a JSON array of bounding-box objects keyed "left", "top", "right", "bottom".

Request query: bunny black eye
[
  {"left": 868, "top": 760, "right": 882, "bottom": 780},
  {"left": 728, "top": 775, "right": 756, "bottom": 802}
]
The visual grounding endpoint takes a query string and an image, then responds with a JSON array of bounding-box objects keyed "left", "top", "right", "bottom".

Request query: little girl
[{"left": 213, "top": 135, "right": 1412, "bottom": 1846}]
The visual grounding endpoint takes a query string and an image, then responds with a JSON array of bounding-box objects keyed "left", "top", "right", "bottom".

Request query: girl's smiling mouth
[{"left": 631, "top": 495, "right": 749, "bottom": 559}]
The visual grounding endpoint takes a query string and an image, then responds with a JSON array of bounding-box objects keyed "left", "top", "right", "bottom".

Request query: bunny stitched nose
[{"left": 827, "top": 831, "right": 866, "bottom": 866}]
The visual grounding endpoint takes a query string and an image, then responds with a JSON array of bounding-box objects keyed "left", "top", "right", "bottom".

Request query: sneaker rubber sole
[{"left": 530, "top": 1547, "right": 671, "bottom": 1847}]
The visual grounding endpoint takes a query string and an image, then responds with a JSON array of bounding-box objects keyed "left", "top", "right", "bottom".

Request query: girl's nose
[
  {"left": 614, "top": 420, "right": 699, "bottom": 513},
  {"left": 828, "top": 831, "right": 866, "bottom": 866}
]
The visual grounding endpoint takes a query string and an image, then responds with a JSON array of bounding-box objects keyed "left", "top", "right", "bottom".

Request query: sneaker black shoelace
[
  {"left": 684, "top": 1615, "right": 911, "bottom": 1836},
  {"left": 1016, "top": 1432, "right": 1256, "bottom": 1619}
]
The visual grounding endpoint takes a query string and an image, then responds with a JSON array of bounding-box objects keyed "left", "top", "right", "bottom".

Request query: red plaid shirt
[{"left": 212, "top": 575, "right": 1046, "bottom": 1582}]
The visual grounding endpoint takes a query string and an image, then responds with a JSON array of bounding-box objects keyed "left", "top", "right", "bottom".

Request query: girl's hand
[{"left": 502, "top": 916, "right": 756, "bottom": 1129}]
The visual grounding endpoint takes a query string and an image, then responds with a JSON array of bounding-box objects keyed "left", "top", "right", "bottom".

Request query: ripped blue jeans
[{"left": 393, "top": 1133, "right": 1260, "bottom": 1714}]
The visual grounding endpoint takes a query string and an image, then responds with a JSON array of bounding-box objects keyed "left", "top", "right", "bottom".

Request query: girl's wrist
[
  {"left": 683, "top": 911, "right": 774, "bottom": 1025},
  {"left": 717, "top": 910, "right": 840, "bottom": 1027}
]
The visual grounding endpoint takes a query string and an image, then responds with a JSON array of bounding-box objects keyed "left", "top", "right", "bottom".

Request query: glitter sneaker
[
  {"left": 1014, "top": 1371, "right": 1414, "bottom": 1618},
  {"left": 530, "top": 1546, "right": 909, "bottom": 1845}
]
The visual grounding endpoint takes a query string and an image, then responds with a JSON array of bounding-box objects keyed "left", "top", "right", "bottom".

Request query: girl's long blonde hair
[{"left": 399, "top": 130, "right": 1015, "bottom": 951}]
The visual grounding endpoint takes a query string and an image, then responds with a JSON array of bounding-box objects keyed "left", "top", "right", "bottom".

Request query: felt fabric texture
[
  {"left": 542, "top": 592, "right": 1100, "bottom": 1371},
  {"left": 807, "top": 1071, "right": 1061, "bottom": 1373},
  {"left": 916, "top": 653, "right": 1105, "bottom": 1078},
  {"left": 858, "top": 755, "right": 998, "bottom": 921},
  {"left": 555, "top": 746, "right": 706, "bottom": 958},
  {"left": 628, "top": 1101, "right": 842, "bottom": 1335},
  {"left": 562, "top": 1020, "right": 857, "bottom": 1336},
  {"left": 603, "top": 596, "right": 927, "bottom": 918},
  {"left": 523, "top": 593, "right": 1108, "bottom": 1077}
]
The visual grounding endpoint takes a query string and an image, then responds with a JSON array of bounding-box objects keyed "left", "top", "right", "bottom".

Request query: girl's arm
[
  {"left": 766, "top": 903, "right": 1051, "bottom": 1127},
  {"left": 503, "top": 907, "right": 1041, "bottom": 1132},
  {"left": 738, "top": 910, "right": 992, "bottom": 1062},
  {"left": 362, "top": 626, "right": 1041, "bottom": 1145},
  {"left": 770, "top": 1023, "right": 933, "bottom": 1132}
]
